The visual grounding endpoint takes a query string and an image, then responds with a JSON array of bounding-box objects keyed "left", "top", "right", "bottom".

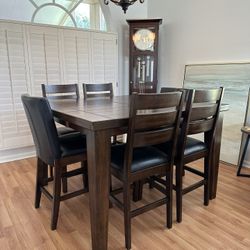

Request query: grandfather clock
[{"left": 127, "top": 19, "right": 162, "bottom": 94}]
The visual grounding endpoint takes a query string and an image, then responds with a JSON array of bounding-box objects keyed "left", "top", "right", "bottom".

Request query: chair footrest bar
[
  {"left": 237, "top": 173, "right": 250, "bottom": 177},
  {"left": 153, "top": 176, "right": 166, "bottom": 185},
  {"left": 41, "top": 187, "right": 53, "bottom": 201},
  {"left": 109, "top": 194, "right": 123, "bottom": 210},
  {"left": 110, "top": 187, "right": 123, "bottom": 196},
  {"left": 131, "top": 198, "right": 167, "bottom": 218},
  {"left": 184, "top": 165, "right": 204, "bottom": 177},
  {"left": 47, "top": 177, "right": 53, "bottom": 182},
  {"left": 62, "top": 168, "right": 84, "bottom": 178},
  {"left": 60, "top": 188, "right": 88, "bottom": 201},
  {"left": 152, "top": 181, "right": 167, "bottom": 195},
  {"left": 182, "top": 180, "right": 205, "bottom": 195}
]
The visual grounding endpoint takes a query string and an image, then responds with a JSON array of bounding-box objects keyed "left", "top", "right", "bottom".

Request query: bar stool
[{"left": 237, "top": 126, "right": 250, "bottom": 177}]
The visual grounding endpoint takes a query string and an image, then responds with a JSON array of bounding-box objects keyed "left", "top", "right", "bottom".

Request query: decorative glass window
[{"left": 29, "top": 0, "right": 107, "bottom": 31}]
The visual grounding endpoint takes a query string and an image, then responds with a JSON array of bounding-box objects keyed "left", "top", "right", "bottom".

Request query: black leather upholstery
[
  {"left": 22, "top": 95, "right": 61, "bottom": 165},
  {"left": 156, "top": 137, "right": 207, "bottom": 157},
  {"left": 59, "top": 133, "right": 86, "bottom": 157},
  {"left": 57, "top": 126, "right": 77, "bottom": 135},
  {"left": 21, "top": 95, "right": 86, "bottom": 164},
  {"left": 111, "top": 144, "right": 170, "bottom": 173},
  {"left": 184, "top": 137, "right": 207, "bottom": 156}
]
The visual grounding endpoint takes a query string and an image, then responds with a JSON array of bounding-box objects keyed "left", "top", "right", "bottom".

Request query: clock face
[{"left": 132, "top": 28, "right": 155, "bottom": 51}]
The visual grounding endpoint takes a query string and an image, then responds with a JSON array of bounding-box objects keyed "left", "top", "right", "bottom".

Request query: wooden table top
[
  {"left": 50, "top": 95, "right": 229, "bottom": 132},
  {"left": 50, "top": 96, "right": 131, "bottom": 131}
]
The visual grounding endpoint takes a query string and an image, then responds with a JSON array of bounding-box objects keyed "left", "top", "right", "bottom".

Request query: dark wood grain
[
  {"left": 49, "top": 95, "right": 227, "bottom": 250},
  {"left": 83, "top": 83, "right": 113, "bottom": 99},
  {"left": 42, "top": 84, "right": 80, "bottom": 99}
]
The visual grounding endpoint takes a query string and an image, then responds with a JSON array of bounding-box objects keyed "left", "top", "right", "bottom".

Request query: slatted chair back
[
  {"left": 41, "top": 84, "right": 79, "bottom": 100},
  {"left": 125, "top": 92, "right": 185, "bottom": 174},
  {"left": 83, "top": 83, "right": 113, "bottom": 99},
  {"left": 160, "top": 87, "right": 183, "bottom": 93},
  {"left": 179, "top": 87, "right": 224, "bottom": 163},
  {"left": 185, "top": 88, "right": 224, "bottom": 135},
  {"left": 21, "top": 94, "right": 61, "bottom": 165}
]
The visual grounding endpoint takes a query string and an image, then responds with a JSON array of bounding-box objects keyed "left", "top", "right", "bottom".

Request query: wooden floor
[{"left": 0, "top": 158, "right": 250, "bottom": 249}]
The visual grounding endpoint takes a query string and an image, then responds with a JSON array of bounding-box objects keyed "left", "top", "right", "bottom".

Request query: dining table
[{"left": 49, "top": 95, "right": 228, "bottom": 250}]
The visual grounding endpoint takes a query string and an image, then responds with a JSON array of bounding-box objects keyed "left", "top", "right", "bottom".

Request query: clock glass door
[{"left": 132, "top": 55, "right": 155, "bottom": 93}]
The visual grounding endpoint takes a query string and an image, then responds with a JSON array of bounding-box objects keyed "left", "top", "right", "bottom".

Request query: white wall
[
  {"left": 148, "top": 0, "right": 250, "bottom": 166},
  {"left": 148, "top": 0, "right": 250, "bottom": 88}
]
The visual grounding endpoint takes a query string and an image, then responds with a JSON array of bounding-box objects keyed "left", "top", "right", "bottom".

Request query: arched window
[{"left": 29, "top": 0, "right": 107, "bottom": 31}]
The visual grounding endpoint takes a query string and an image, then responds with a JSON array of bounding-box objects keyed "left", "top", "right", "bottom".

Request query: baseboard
[
  {"left": 0, "top": 146, "right": 36, "bottom": 163},
  {"left": 221, "top": 159, "right": 250, "bottom": 168},
  {"left": 243, "top": 160, "right": 250, "bottom": 168}
]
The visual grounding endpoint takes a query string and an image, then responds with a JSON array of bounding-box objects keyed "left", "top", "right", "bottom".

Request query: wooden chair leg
[
  {"left": 132, "top": 181, "right": 143, "bottom": 202},
  {"left": 176, "top": 163, "right": 183, "bottom": 223},
  {"left": 237, "top": 135, "right": 250, "bottom": 176},
  {"left": 204, "top": 156, "right": 210, "bottom": 206},
  {"left": 51, "top": 162, "right": 62, "bottom": 230},
  {"left": 35, "top": 158, "right": 48, "bottom": 208},
  {"left": 123, "top": 183, "right": 131, "bottom": 250},
  {"left": 62, "top": 165, "right": 67, "bottom": 193},
  {"left": 49, "top": 165, "right": 54, "bottom": 181},
  {"left": 166, "top": 167, "right": 173, "bottom": 229},
  {"left": 81, "top": 161, "right": 89, "bottom": 190},
  {"left": 149, "top": 176, "right": 154, "bottom": 189},
  {"left": 109, "top": 174, "right": 113, "bottom": 208}
]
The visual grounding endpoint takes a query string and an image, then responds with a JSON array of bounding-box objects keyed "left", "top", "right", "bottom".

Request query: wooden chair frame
[{"left": 110, "top": 92, "right": 185, "bottom": 249}]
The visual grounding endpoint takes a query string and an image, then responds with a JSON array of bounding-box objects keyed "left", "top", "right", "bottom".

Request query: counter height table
[{"left": 50, "top": 96, "right": 228, "bottom": 250}]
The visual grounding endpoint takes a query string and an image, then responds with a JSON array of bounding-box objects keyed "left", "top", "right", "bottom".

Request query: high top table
[{"left": 50, "top": 96, "right": 228, "bottom": 250}]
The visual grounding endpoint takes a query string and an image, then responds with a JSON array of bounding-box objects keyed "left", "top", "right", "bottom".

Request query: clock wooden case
[{"left": 127, "top": 19, "right": 162, "bottom": 94}]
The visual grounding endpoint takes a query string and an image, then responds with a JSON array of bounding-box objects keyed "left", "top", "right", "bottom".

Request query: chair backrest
[
  {"left": 161, "top": 87, "right": 182, "bottom": 93},
  {"left": 179, "top": 87, "right": 224, "bottom": 154},
  {"left": 83, "top": 83, "right": 113, "bottom": 99},
  {"left": 41, "top": 84, "right": 79, "bottom": 99},
  {"left": 125, "top": 92, "right": 185, "bottom": 173},
  {"left": 21, "top": 94, "right": 61, "bottom": 165}
]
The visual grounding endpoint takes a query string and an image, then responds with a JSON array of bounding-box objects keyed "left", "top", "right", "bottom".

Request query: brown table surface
[{"left": 50, "top": 96, "right": 228, "bottom": 250}]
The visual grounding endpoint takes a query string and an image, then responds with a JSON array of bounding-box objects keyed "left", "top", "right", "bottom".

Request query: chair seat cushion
[
  {"left": 57, "top": 126, "right": 79, "bottom": 135},
  {"left": 155, "top": 137, "right": 207, "bottom": 157},
  {"left": 184, "top": 137, "right": 207, "bottom": 156},
  {"left": 59, "top": 133, "right": 86, "bottom": 157},
  {"left": 111, "top": 144, "right": 169, "bottom": 173}
]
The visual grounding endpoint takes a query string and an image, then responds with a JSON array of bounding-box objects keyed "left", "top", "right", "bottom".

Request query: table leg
[
  {"left": 87, "top": 130, "right": 110, "bottom": 250},
  {"left": 210, "top": 113, "right": 224, "bottom": 199}
]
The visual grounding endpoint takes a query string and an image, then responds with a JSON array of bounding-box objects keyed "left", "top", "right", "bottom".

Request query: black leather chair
[
  {"left": 41, "top": 84, "right": 84, "bottom": 185},
  {"left": 21, "top": 94, "right": 88, "bottom": 230},
  {"left": 109, "top": 92, "right": 185, "bottom": 249},
  {"left": 155, "top": 87, "right": 224, "bottom": 223}
]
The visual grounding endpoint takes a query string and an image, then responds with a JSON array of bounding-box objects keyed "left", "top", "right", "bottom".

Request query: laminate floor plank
[{"left": 0, "top": 158, "right": 249, "bottom": 249}]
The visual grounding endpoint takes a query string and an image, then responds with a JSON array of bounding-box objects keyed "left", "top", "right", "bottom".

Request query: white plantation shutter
[
  {"left": 61, "top": 29, "right": 78, "bottom": 84},
  {"left": 0, "top": 20, "right": 117, "bottom": 159},
  {"left": 92, "top": 33, "right": 105, "bottom": 83},
  {"left": 76, "top": 31, "right": 91, "bottom": 85},
  {"left": 0, "top": 23, "right": 33, "bottom": 150},
  {"left": 28, "top": 26, "right": 62, "bottom": 96},
  {"left": 91, "top": 32, "right": 117, "bottom": 93},
  {"left": 28, "top": 29, "right": 47, "bottom": 96},
  {"left": 104, "top": 36, "right": 117, "bottom": 84},
  {"left": 45, "top": 31, "right": 62, "bottom": 84}
]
